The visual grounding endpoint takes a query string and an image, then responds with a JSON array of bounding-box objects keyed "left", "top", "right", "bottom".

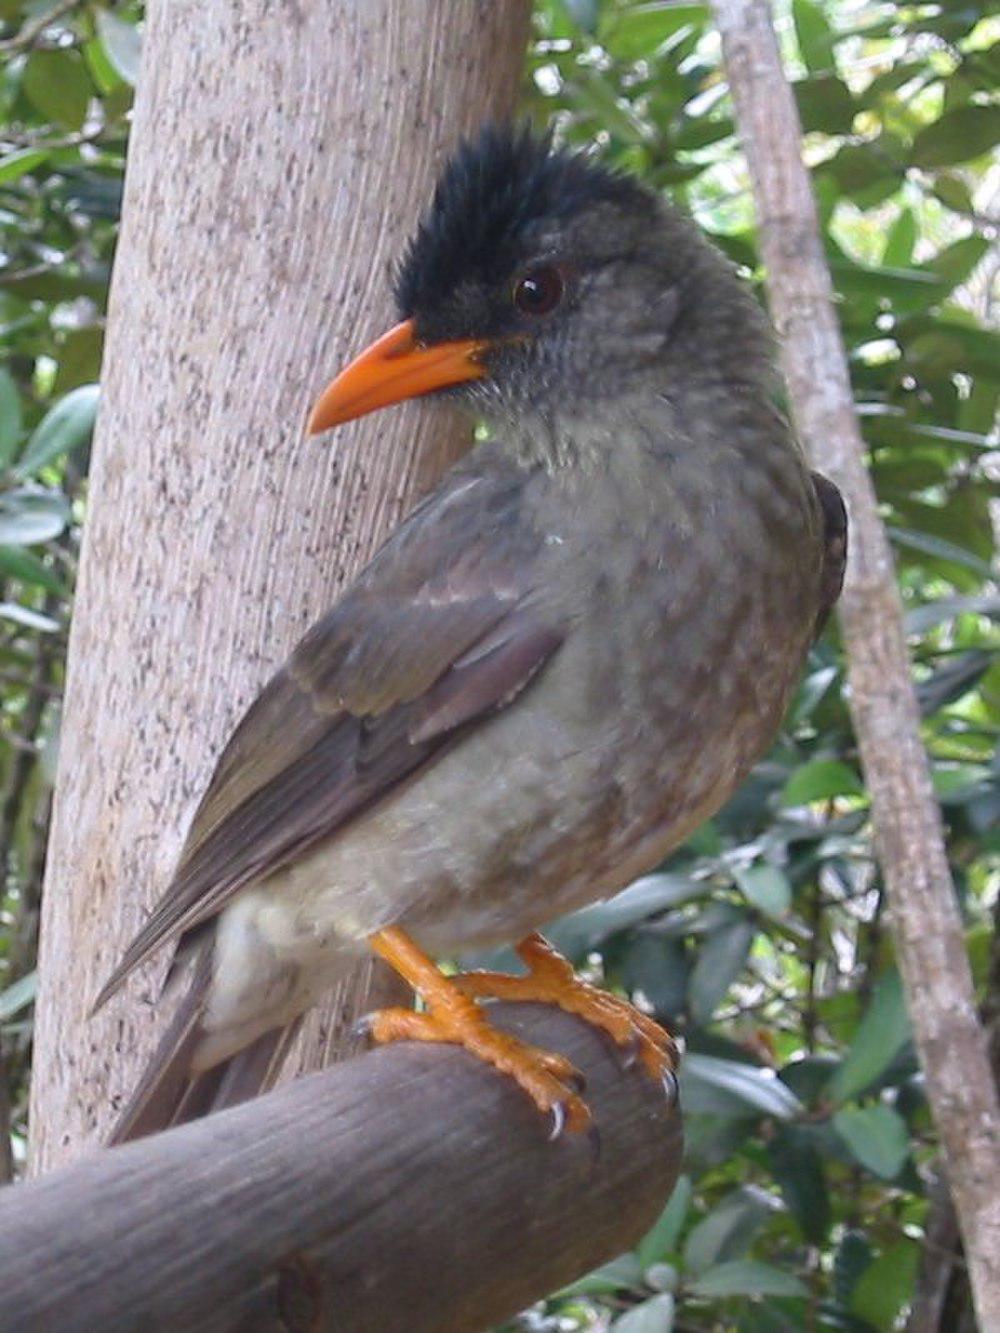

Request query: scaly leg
[
  {"left": 454, "top": 932, "right": 678, "bottom": 1083},
  {"left": 365, "top": 926, "right": 590, "bottom": 1134}
]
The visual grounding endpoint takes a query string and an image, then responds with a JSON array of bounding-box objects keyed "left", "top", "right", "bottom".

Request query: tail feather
[{"left": 107, "top": 947, "right": 300, "bottom": 1146}]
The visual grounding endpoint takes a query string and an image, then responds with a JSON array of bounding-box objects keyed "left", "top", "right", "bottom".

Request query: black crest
[{"left": 394, "top": 123, "right": 656, "bottom": 317}]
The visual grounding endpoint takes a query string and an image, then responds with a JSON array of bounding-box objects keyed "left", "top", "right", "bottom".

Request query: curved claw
[
  {"left": 662, "top": 1069, "right": 679, "bottom": 1108},
  {"left": 566, "top": 1067, "right": 588, "bottom": 1094},
  {"left": 352, "top": 1012, "right": 375, "bottom": 1041},
  {"left": 621, "top": 1031, "right": 641, "bottom": 1071},
  {"left": 547, "top": 1101, "right": 567, "bottom": 1142}
]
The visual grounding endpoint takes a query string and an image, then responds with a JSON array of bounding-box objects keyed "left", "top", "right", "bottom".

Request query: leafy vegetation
[{"left": 1, "top": 1, "right": 997, "bottom": 1328}]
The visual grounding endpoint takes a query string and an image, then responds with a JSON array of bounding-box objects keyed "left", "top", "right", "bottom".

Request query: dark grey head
[
  {"left": 394, "top": 124, "right": 767, "bottom": 422},
  {"left": 309, "top": 125, "right": 771, "bottom": 440}
]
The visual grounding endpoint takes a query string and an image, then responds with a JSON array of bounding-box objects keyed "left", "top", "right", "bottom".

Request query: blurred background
[{"left": 0, "top": 1, "right": 997, "bottom": 1329}]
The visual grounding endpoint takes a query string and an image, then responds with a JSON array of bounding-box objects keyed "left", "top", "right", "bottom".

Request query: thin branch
[
  {"left": 0, "top": 0, "right": 78, "bottom": 55},
  {"left": 710, "top": 3, "right": 1000, "bottom": 1328}
]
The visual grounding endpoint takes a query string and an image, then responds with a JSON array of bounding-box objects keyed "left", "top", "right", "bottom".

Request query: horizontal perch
[{"left": 5, "top": 1003, "right": 682, "bottom": 1332}]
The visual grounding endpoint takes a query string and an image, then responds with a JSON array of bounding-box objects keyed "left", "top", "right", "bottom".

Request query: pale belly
[{"left": 199, "top": 575, "right": 812, "bottom": 1061}]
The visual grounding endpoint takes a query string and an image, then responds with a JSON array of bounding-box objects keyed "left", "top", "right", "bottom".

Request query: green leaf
[
  {"left": 834, "top": 1230, "right": 873, "bottom": 1310},
  {"left": 0, "top": 148, "right": 50, "bottom": 184},
  {"left": 927, "top": 235, "right": 991, "bottom": 295},
  {"left": 548, "top": 873, "right": 703, "bottom": 957},
  {"left": 0, "top": 601, "right": 59, "bottom": 632},
  {"left": 793, "top": 0, "right": 836, "bottom": 74},
  {"left": 0, "top": 490, "right": 70, "bottom": 546},
  {"left": 832, "top": 1105, "right": 909, "bottom": 1179},
  {"left": 905, "top": 594, "right": 1000, "bottom": 635},
  {"left": 613, "top": 1293, "right": 675, "bottom": 1332},
  {"left": 828, "top": 969, "right": 911, "bottom": 1103},
  {"left": 621, "top": 935, "right": 690, "bottom": 1017},
  {"left": 688, "top": 918, "right": 756, "bottom": 1022},
  {"left": 0, "top": 969, "right": 36, "bottom": 1022},
  {"left": 768, "top": 1125, "right": 830, "bottom": 1244},
  {"left": 0, "top": 367, "right": 23, "bottom": 468},
  {"left": 690, "top": 1260, "right": 808, "bottom": 1299},
  {"left": 683, "top": 1188, "right": 775, "bottom": 1274},
  {"left": 830, "top": 259, "right": 943, "bottom": 314},
  {"left": 83, "top": 34, "right": 120, "bottom": 94},
  {"left": 22, "top": 50, "right": 92, "bottom": 130},
  {"left": 673, "top": 117, "right": 734, "bottom": 151},
  {"left": 95, "top": 9, "right": 142, "bottom": 86},
  {"left": 882, "top": 210, "right": 915, "bottom": 268},
  {"left": 569, "top": 69, "right": 648, "bottom": 144},
  {"left": 904, "top": 316, "right": 1000, "bottom": 382},
  {"left": 53, "top": 327, "right": 104, "bottom": 395},
  {"left": 821, "top": 144, "right": 901, "bottom": 202},
  {"left": 919, "top": 652, "right": 993, "bottom": 718},
  {"left": 850, "top": 1241, "right": 920, "bottom": 1331},
  {"left": 912, "top": 104, "right": 1000, "bottom": 168},
  {"left": 795, "top": 75, "right": 855, "bottom": 134},
  {"left": 958, "top": 376, "right": 999, "bottom": 437},
  {"left": 559, "top": 1252, "right": 643, "bottom": 1297},
  {"left": 781, "top": 759, "right": 865, "bottom": 806},
  {"left": 933, "top": 761, "right": 991, "bottom": 802},
  {"left": 734, "top": 865, "right": 791, "bottom": 918},
  {"left": 681, "top": 1053, "right": 803, "bottom": 1119},
  {"left": 601, "top": 4, "right": 708, "bottom": 63},
  {"left": 637, "top": 1176, "right": 692, "bottom": 1268},
  {"left": 931, "top": 173, "right": 974, "bottom": 215},
  {"left": 14, "top": 383, "right": 99, "bottom": 480},
  {"left": 889, "top": 526, "right": 996, "bottom": 581},
  {"left": 0, "top": 545, "right": 68, "bottom": 596}
]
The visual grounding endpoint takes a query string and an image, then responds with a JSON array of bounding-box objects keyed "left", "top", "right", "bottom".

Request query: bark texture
[
  {"left": 5, "top": 1005, "right": 682, "bottom": 1333},
  {"left": 30, "top": 0, "right": 531, "bottom": 1173},
  {"left": 710, "top": 3, "right": 1000, "bottom": 1327}
]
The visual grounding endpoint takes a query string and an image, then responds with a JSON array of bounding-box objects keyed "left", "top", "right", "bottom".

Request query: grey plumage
[{"left": 99, "top": 126, "right": 845, "bottom": 1142}]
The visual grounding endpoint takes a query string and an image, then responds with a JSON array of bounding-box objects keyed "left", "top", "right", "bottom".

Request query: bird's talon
[
  {"left": 547, "top": 1101, "right": 566, "bottom": 1141},
  {"left": 621, "top": 1032, "right": 641, "bottom": 1071},
  {"left": 662, "top": 1069, "right": 679, "bottom": 1108},
  {"left": 536, "top": 1047, "right": 580, "bottom": 1083},
  {"left": 352, "top": 1012, "right": 375, "bottom": 1041}
]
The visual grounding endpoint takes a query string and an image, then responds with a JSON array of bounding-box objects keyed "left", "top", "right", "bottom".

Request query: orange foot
[
  {"left": 455, "top": 932, "right": 678, "bottom": 1089},
  {"left": 364, "top": 927, "right": 677, "bottom": 1136},
  {"left": 365, "top": 926, "right": 589, "bottom": 1135}
]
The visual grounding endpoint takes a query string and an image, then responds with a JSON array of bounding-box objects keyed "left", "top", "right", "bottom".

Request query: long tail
[{"left": 107, "top": 947, "right": 301, "bottom": 1146}]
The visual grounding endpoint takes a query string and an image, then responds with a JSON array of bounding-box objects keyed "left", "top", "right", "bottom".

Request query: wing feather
[{"left": 94, "top": 452, "right": 562, "bottom": 1010}]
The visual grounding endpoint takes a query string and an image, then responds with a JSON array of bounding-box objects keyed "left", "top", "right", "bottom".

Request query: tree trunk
[
  {"left": 30, "top": 0, "right": 531, "bottom": 1174},
  {"left": 710, "top": 2, "right": 1000, "bottom": 1327}
]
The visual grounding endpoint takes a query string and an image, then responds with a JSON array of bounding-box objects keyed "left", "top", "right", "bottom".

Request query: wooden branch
[
  {"left": 710, "top": 3, "right": 1000, "bottom": 1326},
  {"left": 2, "top": 1005, "right": 681, "bottom": 1333}
]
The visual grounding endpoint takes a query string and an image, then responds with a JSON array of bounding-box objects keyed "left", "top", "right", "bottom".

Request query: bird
[{"left": 96, "top": 124, "right": 847, "bottom": 1144}]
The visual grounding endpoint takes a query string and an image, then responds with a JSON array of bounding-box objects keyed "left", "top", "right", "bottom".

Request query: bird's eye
[{"left": 513, "top": 266, "right": 565, "bottom": 317}]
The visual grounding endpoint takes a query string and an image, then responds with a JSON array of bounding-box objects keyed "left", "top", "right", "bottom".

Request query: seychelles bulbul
[{"left": 96, "top": 125, "right": 847, "bottom": 1143}]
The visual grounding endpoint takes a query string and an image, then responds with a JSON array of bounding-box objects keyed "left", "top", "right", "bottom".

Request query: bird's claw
[
  {"left": 621, "top": 1031, "right": 641, "bottom": 1071},
  {"left": 352, "top": 1011, "right": 375, "bottom": 1041},
  {"left": 547, "top": 1101, "right": 566, "bottom": 1141},
  {"left": 662, "top": 1068, "right": 679, "bottom": 1109}
]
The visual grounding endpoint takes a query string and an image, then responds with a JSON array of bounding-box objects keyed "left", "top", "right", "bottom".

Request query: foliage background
[{"left": 0, "top": 1, "right": 997, "bottom": 1329}]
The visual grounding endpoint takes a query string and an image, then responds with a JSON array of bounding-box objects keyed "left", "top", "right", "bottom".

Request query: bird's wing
[
  {"left": 94, "top": 456, "right": 562, "bottom": 1008},
  {"left": 810, "top": 471, "right": 848, "bottom": 637}
]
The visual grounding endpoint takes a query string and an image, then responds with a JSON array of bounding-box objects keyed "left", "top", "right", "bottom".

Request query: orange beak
[{"left": 307, "top": 318, "right": 489, "bottom": 434}]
